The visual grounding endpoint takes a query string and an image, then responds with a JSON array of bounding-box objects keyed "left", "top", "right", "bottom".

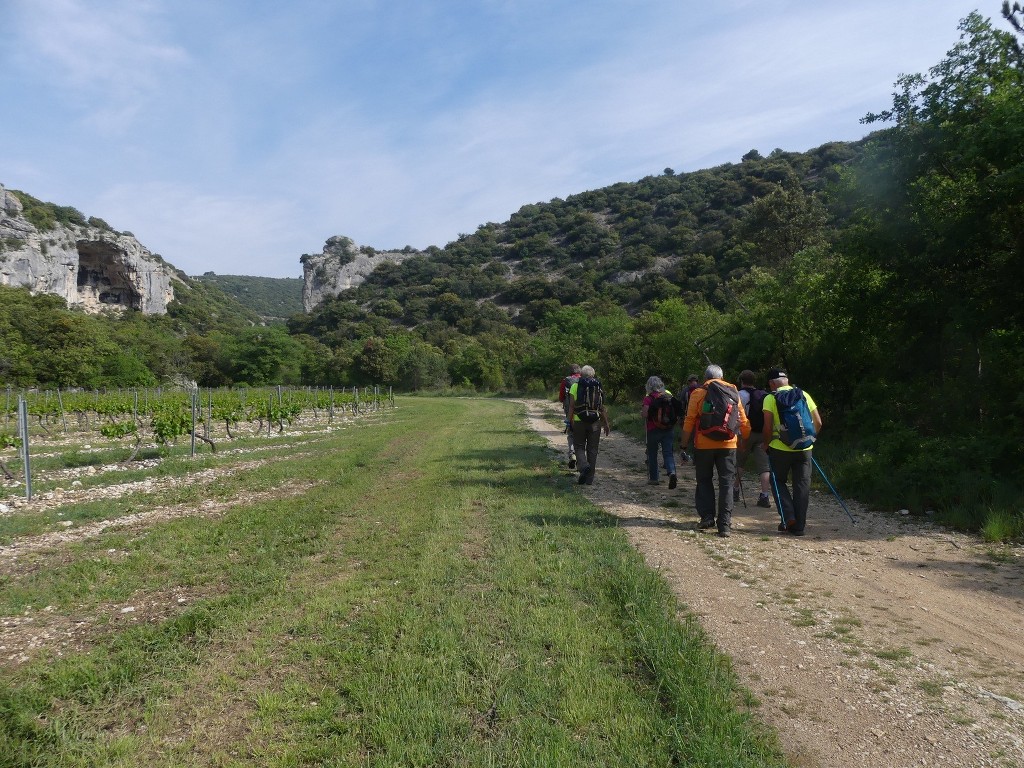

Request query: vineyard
[{"left": 0, "top": 385, "right": 393, "bottom": 499}]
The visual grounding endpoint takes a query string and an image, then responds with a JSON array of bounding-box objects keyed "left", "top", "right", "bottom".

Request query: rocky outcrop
[
  {"left": 301, "top": 236, "right": 420, "bottom": 312},
  {"left": 0, "top": 184, "right": 178, "bottom": 314}
]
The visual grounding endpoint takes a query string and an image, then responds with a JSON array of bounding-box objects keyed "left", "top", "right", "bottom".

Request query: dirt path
[{"left": 519, "top": 399, "right": 1024, "bottom": 768}]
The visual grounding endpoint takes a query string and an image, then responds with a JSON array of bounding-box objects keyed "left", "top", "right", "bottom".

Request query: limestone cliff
[
  {"left": 301, "top": 236, "right": 420, "bottom": 312},
  {"left": 0, "top": 184, "right": 179, "bottom": 314}
]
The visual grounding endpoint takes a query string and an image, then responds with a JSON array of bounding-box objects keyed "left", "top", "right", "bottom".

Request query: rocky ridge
[
  {"left": 301, "top": 235, "right": 420, "bottom": 312},
  {"left": 0, "top": 184, "right": 179, "bottom": 314}
]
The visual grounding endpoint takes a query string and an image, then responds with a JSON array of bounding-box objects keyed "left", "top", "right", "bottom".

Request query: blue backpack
[{"left": 774, "top": 387, "right": 816, "bottom": 449}]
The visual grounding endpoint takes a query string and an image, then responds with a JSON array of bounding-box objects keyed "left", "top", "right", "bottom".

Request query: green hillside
[{"left": 194, "top": 273, "right": 304, "bottom": 322}]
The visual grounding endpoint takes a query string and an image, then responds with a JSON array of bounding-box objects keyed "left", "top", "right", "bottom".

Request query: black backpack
[
  {"left": 742, "top": 386, "right": 767, "bottom": 433},
  {"left": 698, "top": 381, "right": 740, "bottom": 441},
  {"left": 575, "top": 377, "right": 604, "bottom": 423},
  {"left": 648, "top": 393, "right": 682, "bottom": 429}
]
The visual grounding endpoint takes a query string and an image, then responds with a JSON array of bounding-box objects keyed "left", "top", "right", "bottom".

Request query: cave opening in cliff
[{"left": 76, "top": 240, "right": 142, "bottom": 311}]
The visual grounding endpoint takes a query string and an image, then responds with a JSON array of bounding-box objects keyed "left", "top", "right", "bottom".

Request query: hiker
[
  {"left": 734, "top": 369, "right": 772, "bottom": 509},
  {"left": 762, "top": 367, "right": 823, "bottom": 536},
  {"left": 679, "top": 374, "right": 699, "bottom": 462},
  {"left": 641, "top": 376, "right": 678, "bottom": 489},
  {"left": 558, "top": 363, "right": 582, "bottom": 469},
  {"left": 678, "top": 364, "right": 751, "bottom": 537},
  {"left": 567, "top": 365, "right": 610, "bottom": 485}
]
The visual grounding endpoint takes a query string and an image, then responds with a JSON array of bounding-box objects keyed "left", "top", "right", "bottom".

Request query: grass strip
[{"left": 0, "top": 397, "right": 787, "bottom": 767}]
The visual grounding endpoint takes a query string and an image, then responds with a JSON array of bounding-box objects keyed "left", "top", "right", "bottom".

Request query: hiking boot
[
  {"left": 668, "top": 474, "right": 677, "bottom": 490},
  {"left": 647, "top": 479, "right": 660, "bottom": 486},
  {"left": 568, "top": 457, "right": 577, "bottom": 470},
  {"left": 756, "top": 494, "right": 771, "bottom": 508},
  {"left": 717, "top": 528, "right": 731, "bottom": 538},
  {"left": 789, "top": 529, "right": 806, "bottom": 536},
  {"left": 698, "top": 519, "right": 716, "bottom": 530},
  {"left": 733, "top": 487, "right": 740, "bottom": 503},
  {"left": 578, "top": 468, "right": 589, "bottom": 485}
]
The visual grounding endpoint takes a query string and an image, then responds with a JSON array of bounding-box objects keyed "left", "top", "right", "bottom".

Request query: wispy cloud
[{"left": 9, "top": 0, "right": 187, "bottom": 132}]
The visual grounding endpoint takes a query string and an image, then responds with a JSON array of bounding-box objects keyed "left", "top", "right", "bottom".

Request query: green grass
[{"left": 0, "top": 398, "right": 786, "bottom": 767}]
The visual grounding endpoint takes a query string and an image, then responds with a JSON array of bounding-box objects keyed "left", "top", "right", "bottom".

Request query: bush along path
[{"left": 520, "top": 399, "right": 1024, "bottom": 767}]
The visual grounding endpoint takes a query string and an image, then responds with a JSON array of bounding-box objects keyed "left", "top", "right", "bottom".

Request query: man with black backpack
[
  {"left": 567, "top": 365, "right": 610, "bottom": 485},
  {"left": 734, "top": 369, "right": 772, "bottom": 509},
  {"left": 762, "top": 367, "right": 823, "bottom": 536},
  {"left": 678, "top": 364, "right": 751, "bottom": 537},
  {"left": 641, "top": 375, "right": 680, "bottom": 488}
]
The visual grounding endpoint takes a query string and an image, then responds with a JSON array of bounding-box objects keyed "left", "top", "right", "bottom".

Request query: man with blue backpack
[{"left": 762, "top": 367, "right": 823, "bottom": 536}]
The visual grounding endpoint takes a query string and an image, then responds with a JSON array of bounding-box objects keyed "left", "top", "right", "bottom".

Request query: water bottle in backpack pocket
[{"left": 774, "top": 387, "right": 816, "bottom": 449}]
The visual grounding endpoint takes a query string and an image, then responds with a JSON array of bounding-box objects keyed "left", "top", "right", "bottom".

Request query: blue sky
[{"left": 1, "top": 1, "right": 999, "bottom": 278}]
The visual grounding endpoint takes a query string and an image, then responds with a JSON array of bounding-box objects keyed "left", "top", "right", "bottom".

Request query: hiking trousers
[
  {"left": 570, "top": 420, "right": 602, "bottom": 483},
  {"left": 768, "top": 447, "right": 812, "bottom": 532},
  {"left": 563, "top": 406, "right": 576, "bottom": 461},
  {"left": 693, "top": 447, "right": 736, "bottom": 532},
  {"left": 646, "top": 428, "right": 676, "bottom": 481}
]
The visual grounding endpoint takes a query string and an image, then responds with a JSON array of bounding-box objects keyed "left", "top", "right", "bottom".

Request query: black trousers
[
  {"left": 693, "top": 447, "right": 737, "bottom": 532},
  {"left": 768, "top": 447, "right": 812, "bottom": 532}
]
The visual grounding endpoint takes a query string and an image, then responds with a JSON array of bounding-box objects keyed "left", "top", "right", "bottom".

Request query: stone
[
  {"left": 0, "top": 183, "right": 179, "bottom": 314},
  {"left": 301, "top": 235, "right": 419, "bottom": 311}
]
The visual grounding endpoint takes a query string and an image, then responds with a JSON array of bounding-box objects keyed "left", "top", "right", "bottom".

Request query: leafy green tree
[
  {"left": 229, "top": 327, "right": 306, "bottom": 385},
  {"left": 356, "top": 336, "right": 401, "bottom": 384}
]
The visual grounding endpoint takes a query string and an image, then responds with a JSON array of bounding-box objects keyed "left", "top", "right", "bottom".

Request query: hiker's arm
[
  {"left": 812, "top": 408, "right": 822, "bottom": 433},
  {"left": 762, "top": 411, "right": 773, "bottom": 447},
  {"left": 601, "top": 408, "right": 610, "bottom": 435},
  {"left": 567, "top": 395, "right": 576, "bottom": 422}
]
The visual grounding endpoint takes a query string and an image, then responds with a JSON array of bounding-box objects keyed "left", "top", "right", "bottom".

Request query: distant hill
[
  {"left": 194, "top": 273, "right": 304, "bottom": 322},
  {"left": 298, "top": 140, "right": 863, "bottom": 332}
]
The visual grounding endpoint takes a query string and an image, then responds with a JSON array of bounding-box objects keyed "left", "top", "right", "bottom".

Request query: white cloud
[{"left": 10, "top": 0, "right": 187, "bottom": 133}]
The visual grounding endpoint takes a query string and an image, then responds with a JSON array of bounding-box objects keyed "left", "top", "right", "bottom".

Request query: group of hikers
[{"left": 558, "top": 363, "right": 822, "bottom": 537}]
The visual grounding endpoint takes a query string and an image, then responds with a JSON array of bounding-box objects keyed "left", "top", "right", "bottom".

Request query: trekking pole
[
  {"left": 768, "top": 465, "right": 786, "bottom": 527},
  {"left": 737, "top": 474, "right": 748, "bottom": 508},
  {"left": 811, "top": 456, "right": 856, "bottom": 524}
]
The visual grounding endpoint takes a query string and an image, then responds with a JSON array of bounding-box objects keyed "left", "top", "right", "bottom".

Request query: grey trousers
[{"left": 570, "top": 420, "right": 602, "bottom": 482}]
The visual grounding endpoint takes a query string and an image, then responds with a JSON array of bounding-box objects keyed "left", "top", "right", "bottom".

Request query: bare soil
[{"left": 521, "top": 399, "right": 1024, "bottom": 768}]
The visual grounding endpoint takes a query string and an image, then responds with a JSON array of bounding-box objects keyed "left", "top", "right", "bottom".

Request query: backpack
[
  {"left": 574, "top": 377, "right": 604, "bottom": 423},
  {"left": 774, "top": 387, "right": 816, "bottom": 449},
  {"left": 742, "top": 386, "right": 767, "bottom": 433},
  {"left": 558, "top": 374, "right": 577, "bottom": 403},
  {"left": 697, "top": 381, "right": 740, "bottom": 441},
  {"left": 648, "top": 393, "right": 682, "bottom": 429}
]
